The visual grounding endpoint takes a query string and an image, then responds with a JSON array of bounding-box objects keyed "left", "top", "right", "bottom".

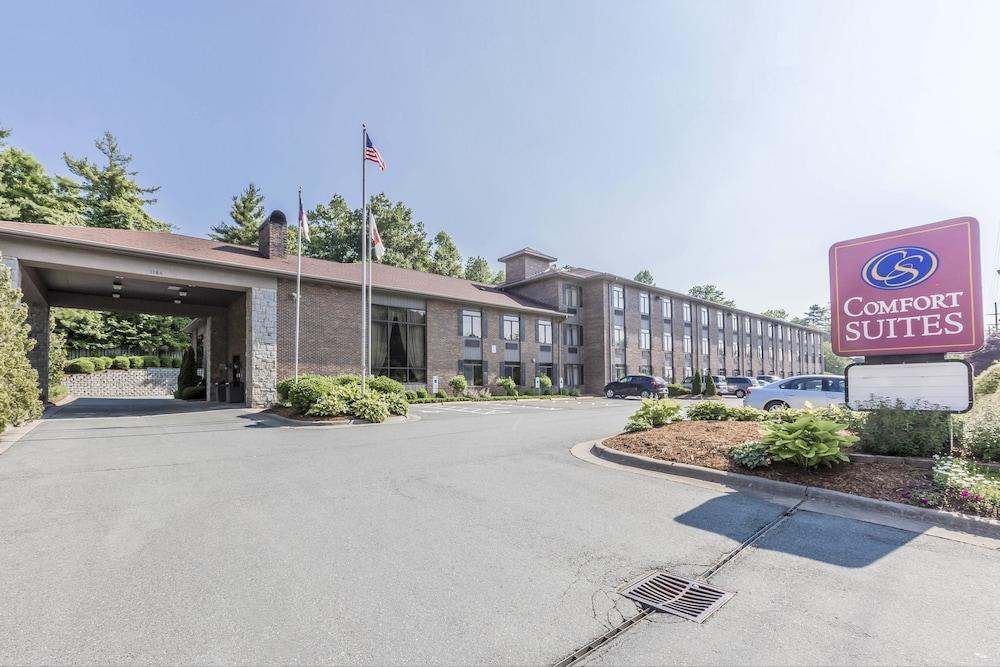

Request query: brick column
[{"left": 246, "top": 287, "right": 277, "bottom": 407}]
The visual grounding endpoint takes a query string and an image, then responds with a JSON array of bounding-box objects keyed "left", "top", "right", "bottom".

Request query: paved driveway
[{"left": 1, "top": 398, "right": 998, "bottom": 665}]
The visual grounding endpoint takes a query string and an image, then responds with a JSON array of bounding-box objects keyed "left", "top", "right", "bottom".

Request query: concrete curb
[
  {"left": 0, "top": 398, "right": 75, "bottom": 456},
  {"left": 589, "top": 439, "right": 1000, "bottom": 540}
]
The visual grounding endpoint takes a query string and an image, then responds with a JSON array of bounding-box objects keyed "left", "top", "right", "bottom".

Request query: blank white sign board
[{"left": 845, "top": 361, "right": 973, "bottom": 413}]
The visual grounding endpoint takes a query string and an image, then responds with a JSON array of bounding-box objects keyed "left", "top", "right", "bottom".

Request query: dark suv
[
  {"left": 725, "top": 376, "right": 757, "bottom": 398},
  {"left": 603, "top": 375, "right": 668, "bottom": 399}
]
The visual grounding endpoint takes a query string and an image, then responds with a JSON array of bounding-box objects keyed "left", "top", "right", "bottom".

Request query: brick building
[{"left": 0, "top": 214, "right": 823, "bottom": 405}]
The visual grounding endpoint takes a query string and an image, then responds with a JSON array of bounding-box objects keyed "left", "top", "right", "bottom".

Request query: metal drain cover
[{"left": 619, "top": 571, "right": 735, "bottom": 623}]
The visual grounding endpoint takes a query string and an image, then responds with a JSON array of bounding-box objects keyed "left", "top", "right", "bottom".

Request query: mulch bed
[
  {"left": 262, "top": 405, "right": 351, "bottom": 423},
  {"left": 604, "top": 421, "right": 933, "bottom": 504}
]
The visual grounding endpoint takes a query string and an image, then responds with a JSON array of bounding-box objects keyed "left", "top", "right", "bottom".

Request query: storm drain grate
[{"left": 619, "top": 570, "right": 734, "bottom": 623}]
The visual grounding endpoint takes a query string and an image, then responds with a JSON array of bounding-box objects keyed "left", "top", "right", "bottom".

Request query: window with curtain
[
  {"left": 371, "top": 305, "right": 426, "bottom": 383},
  {"left": 462, "top": 310, "right": 482, "bottom": 337},
  {"left": 537, "top": 319, "right": 552, "bottom": 344}
]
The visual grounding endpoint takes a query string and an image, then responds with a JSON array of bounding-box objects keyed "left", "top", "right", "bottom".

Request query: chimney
[
  {"left": 497, "top": 248, "right": 557, "bottom": 284},
  {"left": 259, "top": 210, "right": 288, "bottom": 259}
]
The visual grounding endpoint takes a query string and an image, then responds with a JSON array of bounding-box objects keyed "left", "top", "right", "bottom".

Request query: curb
[
  {"left": 589, "top": 439, "right": 1000, "bottom": 539},
  {"left": 0, "top": 398, "right": 73, "bottom": 456},
  {"left": 253, "top": 412, "right": 418, "bottom": 428}
]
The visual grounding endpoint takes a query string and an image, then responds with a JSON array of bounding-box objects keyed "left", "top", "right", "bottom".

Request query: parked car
[
  {"left": 681, "top": 375, "right": 729, "bottom": 394},
  {"left": 756, "top": 375, "right": 781, "bottom": 385},
  {"left": 604, "top": 375, "right": 668, "bottom": 399},
  {"left": 742, "top": 374, "right": 846, "bottom": 411},
  {"left": 725, "top": 376, "right": 758, "bottom": 398}
]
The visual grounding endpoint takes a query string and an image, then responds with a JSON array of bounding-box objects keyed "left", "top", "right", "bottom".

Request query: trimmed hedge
[
  {"left": 129, "top": 355, "right": 144, "bottom": 369},
  {"left": 111, "top": 356, "right": 131, "bottom": 370},
  {"left": 64, "top": 359, "right": 96, "bottom": 374},
  {"left": 142, "top": 355, "right": 161, "bottom": 368}
]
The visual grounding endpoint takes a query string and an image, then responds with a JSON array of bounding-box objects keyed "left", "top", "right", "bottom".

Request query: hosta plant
[
  {"left": 624, "top": 398, "right": 681, "bottom": 432},
  {"left": 760, "top": 413, "right": 857, "bottom": 469},
  {"left": 730, "top": 441, "right": 771, "bottom": 469}
]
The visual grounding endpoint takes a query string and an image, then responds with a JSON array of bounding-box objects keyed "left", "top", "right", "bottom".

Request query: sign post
[{"left": 829, "top": 217, "right": 984, "bottom": 411}]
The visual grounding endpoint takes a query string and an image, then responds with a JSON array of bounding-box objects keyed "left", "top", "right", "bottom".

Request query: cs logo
[{"left": 862, "top": 246, "right": 938, "bottom": 290}]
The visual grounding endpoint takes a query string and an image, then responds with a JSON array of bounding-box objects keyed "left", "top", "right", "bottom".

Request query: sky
[{"left": 4, "top": 0, "right": 1000, "bottom": 320}]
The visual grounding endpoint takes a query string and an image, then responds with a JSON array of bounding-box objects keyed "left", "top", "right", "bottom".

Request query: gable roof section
[{"left": 0, "top": 221, "right": 562, "bottom": 316}]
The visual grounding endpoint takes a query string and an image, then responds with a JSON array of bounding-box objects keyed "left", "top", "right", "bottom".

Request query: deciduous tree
[
  {"left": 634, "top": 269, "right": 655, "bottom": 285},
  {"left": 762, "top": 308, "right": 789, "bottom": 320},
  {"left": 464, "top": 256, "right": 502, "bottom": 284},
  {"left": 688, "top": 284, "right": 735, "bottom": 306}
]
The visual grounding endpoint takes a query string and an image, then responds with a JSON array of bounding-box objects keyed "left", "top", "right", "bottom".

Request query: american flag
[{"left": 365, "top": 132, "right": 385, "bottom": 171}]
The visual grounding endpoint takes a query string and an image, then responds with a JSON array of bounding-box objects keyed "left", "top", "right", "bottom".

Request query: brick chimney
[
  {"left": 259, "top": 210, "right": 288, "bottom": 259},
  {"left": 497, "top": 248, "right": 557, "bottom": 283}
]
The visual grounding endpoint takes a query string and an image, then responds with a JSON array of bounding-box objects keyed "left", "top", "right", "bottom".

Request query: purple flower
[
  {"left": 899, "top": 490, "right": 911, "bottom": 499},
  {"left": 974, "top": 495, "right": 983, "bottom": 503},
  {"left": 960, "top": 489, "right": 970, "bottom": 498},
  {"left": 919, "top": 498, "right": 929, "bottom": 506}
]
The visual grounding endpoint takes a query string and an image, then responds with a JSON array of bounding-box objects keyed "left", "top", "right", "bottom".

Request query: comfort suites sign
[{"left": 829, "top": 217, "right": 984, "bottom": 357}]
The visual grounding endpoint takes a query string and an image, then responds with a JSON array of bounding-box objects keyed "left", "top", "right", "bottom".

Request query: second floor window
[
  {"left": 613, "top": 325, "right": 625, "bottom": 346},
  {"left": 462, "top": 309, "right": 482, "bottom": 338},
  {"left": 717, "top": 311, "right": 724, "bottom": 329},
  {"left": 700, "top": 307, "right": 708, "bottom": 325},
  {"left": 537, "top": 319, "right": 552, "bottom": 344},
  {"left": 683, "top": 335, "right": 692, "bottom": 353},
  {"left": 566, "top": 324, "right": 583, "bottom": 346},
  {"left": 663, "top": 332, "right": 673, "bottom": 351},
  {"left": 564, "top": 285, "right": 581, "bottom": 308},
  {"left": 683, "top": 303, "right": 692, "bottom": 323},
  {"left": 612, "top": 285, "right": 625, "bottom": 309},
  {"left": 503, "top": 315, "right": 520, "bottom": 341},
  {"left": 662, "top": 298, "right": 672, "bottom": 319},
  {"left": 640, "top": 329, "right": 651, "bottom": 350},
  {"left": 639, "top": 292, "right": 650, "bottom": 315}
]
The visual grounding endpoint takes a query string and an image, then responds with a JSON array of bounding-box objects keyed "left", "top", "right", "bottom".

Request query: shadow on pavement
[
  {"left": 675, "top": 494, "right": 918, "bottom": 567},
  {"left": 46, "top": 397, "right": 244, "bottom": 419}
]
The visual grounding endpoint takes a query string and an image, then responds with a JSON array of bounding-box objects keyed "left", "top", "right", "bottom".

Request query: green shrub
[
  {"left": 856, "top": 399, "right": 949, "bottom": 457},
  {"left": 369, "top": 375, "right": 404, "bottom": 395},
  {"left": 625, "top": 415, "right": 653, "bottom": 432},
  {"left": 691, "top": 371, "right": 702, "bottom": 396},
  {"left": 559, "top": 388, "right": 571, "bottom": 396},
  {"left": 539, "top": 375, "right": 553, "bottom": 390},
  {"left": 0, "top": 257, "right": 43, "bottom": 431},
  {"left": 726, "top": 406, "right": 769, "bottom": 421},
  {"left": 974, "top": 363, "right": 1000, "bottom": 398},
  {"left": 332, "top": 374, "right": 361, "bottom": 387},
  {"left": 48, "top": 383, "right": 67, "bottom": 401},
  {"left": 306, "top": 393, "right": 349, "bottom": 417},
  {"left": 288, "top": 375, "right": 339, "bottom": 413},
  {"left": 542, "top": 387, "right": 553, "bottom": 396},
  {"left": 704, "top": 374, "right": 717, "bottom": 397},
  {"left": 277, "top": 377, "right": 299, "bottom": 404},
  {"left": 48, "top": 328, "right": 67, "bottom": 391},
  {"left": 415, "top": 388, "right": 429, "bottom": 399},
  {"left": 495, "top": 376, "right": 516, "bottom": 395},
  {"left": 568, "top": 388, "right": 580, "bottom": 397},
  {"left": 435, "top": 389, "right": 448, "bottom": 399},
  {"left": 110, "top": 355, "right": 130, "bottom": 370},
  {"left": 405, "top": 390, "right": 417, "bottom": 401},
  {"left": 180, "top": 385, "right": 206, "bottom": 400},
  {"left": 962, "top": 392, "right": 1000, "bottom": 461},
  {"left": 142, "top": 355, "right": 160, "bottom": 368},
  {"left": 448, "top": 374, "right": 468, "bottom": 396},
  {"left": 64, "top": 359, "right": 96, "bottom": 374},
  {"left": 522, "top": 387, "right": 537, "bottom": 396},
  {"left": 171, "top": 356, "right": 182, "bottom": 368},
  {"left": 129, "top": 355, "right": 144, "bottom": 369},
  {"left": 730, "top": 441, "right": 771, "bottom": 469},
  {"left": 96, "top": 356, "right": 112, "bottom": 370},
  {"left": 667, "top": 384, "right": 690, "bottom": 397},
  {"left": 160, "top": 356, "right": 173, "bottom": 368},
  {"left": 686, "top": 401, "right": 731, "bottom": 421},
  {"left": 760, "top": 413, "right": 857, "bottom": 468},
  {"left": 623, "top": 398, "right": 681, "bottom": 431},
  {"left": 384, "top": 392, "right": 409, "bottom": 416},
  {"left": 176, "top": 347, "right": 197, "bottom": 394},
  {"left": 354, "top": 394, "right": 390, "bottom": 423}
]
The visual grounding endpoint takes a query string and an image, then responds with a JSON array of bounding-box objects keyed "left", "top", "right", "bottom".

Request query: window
[
  {"left": 537, "top": 363, "right": 553, "bottom": 380},
  {"left": 683, "top": 335, "right": 692, "bottom": 353},
  {"left": 717, "top": 339, "right": 725, "bottom": 354},
  {"left": 462, "top": 360, "right": 483, "bottom": 386},
  {"left": 613, "top": 325, "right": 625, "bottom": 346},
  {"left": 501, "top": 362, "right": 522, "bottom": 385},
  {"left": 768, "top": 323, "right": 774, "bottom": 338},
  {"left": 756, "top": 319, "right": 762, "bottom": 336},
  {"left": 823, "top": 377, "right": 845, "bottom": 393},
  {"left": 662, "top": 298, "right": 672, "bottom": 319},
  {"left": 371, "top": 304, "right": 427, "bottom": 383},
  {"left": 462, "top": 309, "right": 482, "bottom": 338},
  {"left": 700, "top": 307, "right": 709, "bottom": 325},
  {"left": 701, "top": 336, "right": 709, "bottom": 353},
  {"left": 663, "top": 332, "right": 673, "bottom": 352},
  {"left": 684, "top": 366, "right": 693, "bottom": 378},
  {"left": 566, "top": 324, "right": 584, "bottom": 346},
  {"left": 683, "top": 303, "right": 692, "bottom": 322},
  {"left": 717, "top": 311, "right": 724, "bottom": 329},
  {"left": 744, "top": 317, "right": 751, "bottom": 334},
  {"left": 613, "top": 364, "right": 627, "bottom": 380},
  {"left": 639, "top": 292, "right": 650, "bottom": 315},
  {"left": 564, "top": 284, "right": 581, "bottom": 308},
  {"left": 664, "top": 366, "right": 674, "bottom": 382},
  {"left": 640, "top": 329, "right": 651, "bottom": 350},
  {"left": 565, "top": 364, "right": 584, "bottom": 386},
  {"left": 639, "top": 365, "right": 652, "bottom": 375},
  {"left": 782, "top": 377, "right": 823, "bottom": 391},
  {"left": 537, "top": 319, "right": 552, "bottom": 344},
  {"left": 731, "top": 314, "right": 738, "bottom": 330},
  {"left": 612, "top": 285, "right": 625, "bottom": 309},
  {"left": 503, "top": 315, "right": 520, "bottom": 341}
]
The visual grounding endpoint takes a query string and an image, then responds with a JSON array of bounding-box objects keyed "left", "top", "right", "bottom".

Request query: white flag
[
  {"left": 370, "top": 211, "right": 385, "bottom": 260},
  {"left": 298, "top": 193, "right": 310, "bottom": 243}
]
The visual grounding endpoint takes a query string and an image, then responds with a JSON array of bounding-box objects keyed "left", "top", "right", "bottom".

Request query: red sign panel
[{"left": 829, "top": 217, "right": 983, "bottom": 357}]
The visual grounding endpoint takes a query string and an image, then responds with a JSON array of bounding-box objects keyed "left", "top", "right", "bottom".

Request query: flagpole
[
  {"left": 368, "top": 210, "right": 373, "bottom": 379},
  {"left": 360, "top": 125, "right": 368, "bottom": 396},
  {"left": 295, "top": 186, "right": 303, "bottom": 384}
]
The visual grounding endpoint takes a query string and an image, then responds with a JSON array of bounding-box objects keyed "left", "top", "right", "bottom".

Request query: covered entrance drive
[{"left": 0, "top": 221, "right": 279, "bottom": 406}]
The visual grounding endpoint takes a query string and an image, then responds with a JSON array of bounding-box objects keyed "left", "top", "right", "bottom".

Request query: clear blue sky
[{"left": 5, "top": 0, "right": 999, "bottom": 319}]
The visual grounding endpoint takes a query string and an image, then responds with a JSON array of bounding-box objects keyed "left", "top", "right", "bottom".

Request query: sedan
[
  {"left": 604, "top": 375, "right": 668, "bottom": 399},
  {"left": 742, "top": 375, "right": 846, "bottom": 411}
]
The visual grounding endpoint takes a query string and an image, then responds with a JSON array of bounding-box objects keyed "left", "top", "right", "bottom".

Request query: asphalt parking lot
[{"left": 1, "top": 397, "right": 998, "bottom": 666}]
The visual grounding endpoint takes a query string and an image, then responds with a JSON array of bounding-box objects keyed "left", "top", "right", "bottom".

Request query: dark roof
[
  {"left": 497, "top": 247, "right": 558, "bottom": 263},
  {"left": 0, "top": 221, "right": 562, "bottom": 316}
]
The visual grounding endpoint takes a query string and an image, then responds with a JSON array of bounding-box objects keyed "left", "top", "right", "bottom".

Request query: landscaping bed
[{"left": 263, "top": 405, "right": 352, "bottom": 423}]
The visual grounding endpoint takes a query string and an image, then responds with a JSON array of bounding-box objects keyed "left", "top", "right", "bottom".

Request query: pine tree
[
  {"left": 63, "top": 132, "right": 169, "bottom": 231},
  {"left": 691, "top": 370, "right": 702, "bottom": 395},
  {"left": 0, "top": 255, "right": 42, "bottom": 429},
  {"left": 634, "top": 270, "right": 655, "bottom": 285},
  {"left": 210, "top": 183, "right": 265, "bottom": 245},
  {"left": 465, "top": 256, "right": 503, "bottom": 284},
  {"left": 0, "top": 147, "right": 83, "bottom": 225},
  {"left": 705, "top": 373, "right": 716, "bottom": 397},
  {"left": 429, "top": 231, "right": 463, "bottom": 277}
]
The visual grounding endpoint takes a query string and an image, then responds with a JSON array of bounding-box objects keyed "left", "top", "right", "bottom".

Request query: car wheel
[
  {"left": 764, "top": 400, "right": 789, "bottom": 412},
  {"left": 640, "top": 390, "right": 652, "bottom": 399},
  {"left": 605, "top": 389, "right": 616, "bottom": 399},
  {"left": 735, "top": 389, "right": 746, "bottom": 398}
]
